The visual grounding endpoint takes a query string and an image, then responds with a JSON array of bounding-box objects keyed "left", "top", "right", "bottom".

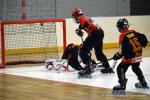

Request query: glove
[
  {"left": 113, "top": 52, "right": 123, "bottom": 60},
  {"left": 75, "top": 29, "right": 84, "bottom": 37}
]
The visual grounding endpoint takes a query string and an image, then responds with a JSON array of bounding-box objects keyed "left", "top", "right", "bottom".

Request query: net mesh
[
  {"left": 0, "top": 22, "right": 2, "bottom": 66},
  {"left": 1, "top": 21, "right": 64, "bottom": 66}
]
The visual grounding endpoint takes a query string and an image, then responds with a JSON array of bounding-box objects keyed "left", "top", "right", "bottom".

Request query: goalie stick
[
  {"left": 47, "top": 62, "right": 66, "bottom": 70},
  {"left": 45, "top": 59, "right": 68, "bottom": 71}
]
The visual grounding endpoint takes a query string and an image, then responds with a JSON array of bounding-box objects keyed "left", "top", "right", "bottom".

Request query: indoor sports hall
[{"left": 0, "top": 0, "right": 150, "bottom": 100}]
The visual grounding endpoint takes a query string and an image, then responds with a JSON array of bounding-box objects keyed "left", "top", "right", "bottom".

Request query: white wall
[
  {"left": 1, "top": 16, "right": 150, "bottom": 48},
  {"left": 65, "top": 16, "right": 150, "bottom": 45}
]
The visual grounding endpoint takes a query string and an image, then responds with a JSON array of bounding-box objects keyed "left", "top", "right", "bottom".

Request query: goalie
[
  {"left": 45, "top": 43, "right": 95, "bottom": 71},
  {"left": 62, "top": 43, "right": 96, "bottom": 71}
]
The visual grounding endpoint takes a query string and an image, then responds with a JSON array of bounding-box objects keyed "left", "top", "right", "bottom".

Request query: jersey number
[{"left": 129, "top": 37, "right": 141, "bottom": 52}]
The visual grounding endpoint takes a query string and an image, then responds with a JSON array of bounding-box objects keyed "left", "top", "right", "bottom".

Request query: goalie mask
[
  {"left": 72, "top": 8, "right": 83, "bottom": 23},
  {"left": 116, "top": 18, "right": 129, "bottom": 32}
]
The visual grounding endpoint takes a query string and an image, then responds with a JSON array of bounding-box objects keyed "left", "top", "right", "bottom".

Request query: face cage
[
  {"left": 117, "top": 25, "right": 129, "bottom": 32},
  {"left": 72, "top": 16, "right": 80, "bottom": 23}
]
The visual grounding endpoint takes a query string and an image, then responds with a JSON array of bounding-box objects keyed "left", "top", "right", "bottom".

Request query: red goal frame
[{"left": 0, "top": 19, "right": 66, "bottom": 69}]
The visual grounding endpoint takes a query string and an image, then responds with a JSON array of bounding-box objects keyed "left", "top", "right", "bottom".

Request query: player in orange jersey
[
  {"left": 72, "top": 8, "right": 114, "bottom": 77},
  {"left": 112, "top": 18, "right": 149, "bottom": 95}
]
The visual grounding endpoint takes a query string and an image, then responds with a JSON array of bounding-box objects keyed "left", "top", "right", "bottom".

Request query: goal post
[{"left": 0, "top": 19, "right": 66, "bottom": 69}]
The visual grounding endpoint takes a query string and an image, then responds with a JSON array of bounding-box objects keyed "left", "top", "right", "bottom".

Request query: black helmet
[{"left": 116, "top": 18, "right": 129, "bottom": 31}]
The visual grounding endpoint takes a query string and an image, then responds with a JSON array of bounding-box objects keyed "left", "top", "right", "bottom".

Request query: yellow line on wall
[
  {"left": 103, "top": 43, "right": 119, "bottom": 49},
  {"left": 6, "top": 46, "right": 63, "bottom": 55}
]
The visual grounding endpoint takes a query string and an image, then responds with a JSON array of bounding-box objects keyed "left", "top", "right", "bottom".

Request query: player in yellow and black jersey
[{"left": 112, "top": 18, "right": 149, "bottom": 94}]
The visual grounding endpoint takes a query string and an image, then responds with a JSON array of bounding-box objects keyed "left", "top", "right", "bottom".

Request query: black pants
[
  {"left": 117, "top": 62, "right": 147, "bottom": 85},
  {"left": 79, "top": 29, "right": 110, "bottom": 68},
  {"left": 68, "top": 60, "right": 84, "bottom": 70}
]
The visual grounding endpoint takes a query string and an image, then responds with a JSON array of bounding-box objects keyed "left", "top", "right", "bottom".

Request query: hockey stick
[
  {"left": 94, "top": 58, "right": 118, "bottom": 71},
  {"left": 90, "top": 58, "right": 113, "bottom": 69},
  {"left": 53, "top": 61, "right": 68, "bottom": 71},
  {"left": 80, "top": 36, "right": 84, "bottom": 43},
  {"left": 45, "top": 59, "right": 68, "bottom": 71},
  {"left": 80, "top": 35, "right": 93, "bottom": 57},
  {"left": 111, "top": 60, "right": 118, "bottom": 70},
  {"left": 55, "top": 62, "right": 66, "bottom": 70}
]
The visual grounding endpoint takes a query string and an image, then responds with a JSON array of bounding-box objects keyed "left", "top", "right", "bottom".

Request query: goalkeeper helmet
[
  {"left": 116, "top": 18, "right": 129, "bottom": 32},
  {"left": 72, "top": 8, "right": 83, "bottom": 23}
]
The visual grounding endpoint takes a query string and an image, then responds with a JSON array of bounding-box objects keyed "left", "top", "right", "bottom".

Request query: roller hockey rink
[{"left": 0, "top": 57, "right": 150, "bottom": 95}]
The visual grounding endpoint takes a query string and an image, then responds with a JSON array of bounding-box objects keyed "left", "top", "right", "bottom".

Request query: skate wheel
[
  {"left": 112, "top": 90, "right": 125, "bottom": 95},
  {"left": 77, "top": 75, "right": 85, "bottom": 79},
  {"left": 77, "top": 75, "right": 82, "bottom": 79},
  {"left": 77, "top": 74, "right": 92, "bottom": 79},
  {"left": 135, "top": 83, "right": 149, "bottom": 89},
  {"left": 85, "top": 74, "right": 92, "bottom": 79},
  {"left": 135, "top": 83, "right": 142, "bottom": 89},
  {"left": 101, "top": 68, "right": 115, "bottom": 74},
  {"left": 135, "top": 85, "right": 150, "bottom": 89},
  {"left": 145, "top": 86, "right": 149, "bottom": 89}
]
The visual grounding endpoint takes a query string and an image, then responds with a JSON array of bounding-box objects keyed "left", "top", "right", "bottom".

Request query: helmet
[
  {"left": 72, "top": 8, "right": 83, "bottom": 23},
  {"left": 67, "top": 43, "right": 75, "bottom": 49},
  {"left": 116, "top": 18, "right": 129, "bottom": 31}
]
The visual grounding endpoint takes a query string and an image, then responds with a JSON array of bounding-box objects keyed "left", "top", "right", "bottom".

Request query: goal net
[{"left": 0, "top": 19, "right": 66, "bottom": 68}]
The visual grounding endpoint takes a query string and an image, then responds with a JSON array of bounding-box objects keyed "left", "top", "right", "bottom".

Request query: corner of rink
[{"left": 0, "top": 57, "right": 150, "bottom": 94}]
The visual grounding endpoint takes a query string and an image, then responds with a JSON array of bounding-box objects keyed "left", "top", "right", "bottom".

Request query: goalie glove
[{"left": 75, "top": 29, "right": 84, "bottom": 37}]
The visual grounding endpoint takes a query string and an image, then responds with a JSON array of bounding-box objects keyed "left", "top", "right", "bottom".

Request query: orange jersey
[
  {"left": 119, "top": 29, "right": 136, "bottom": 45},
  {"left": 79, "top": 16, "right": 96, "bottom": 35},
  {"left": 119, "top": 29, "right": 142, "bottom": 64}
]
